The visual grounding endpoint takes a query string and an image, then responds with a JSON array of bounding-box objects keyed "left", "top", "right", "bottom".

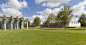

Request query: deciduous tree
[
  {"left": 56, "top": 5, "right": 73, "bottom": 29},
  {"left": 43, "top": 20, "right": 50, "bottom": 26},
  {"left": 33, "top": 16, "right": 41, "bottom": 26},
  {"left": 24, "top": 22, "right": 26, "bottom": 27},
  {"left": 47, "top": 13, "right": 56, "bottom": 28},
  {"left": 28, "top": 20, "right": 30, "bottom": 26},
  {"left": 48, "top": 13, "right": 56, "bottom": 23}
]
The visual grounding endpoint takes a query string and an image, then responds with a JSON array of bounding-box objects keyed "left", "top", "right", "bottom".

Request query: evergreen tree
[{"left": 78, "top": 13, "right": 86, "bottom": 26}]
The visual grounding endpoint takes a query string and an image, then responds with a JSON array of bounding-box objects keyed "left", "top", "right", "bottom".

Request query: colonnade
[{"left": 3, "top": 16, "right": 28, "bottom": 30}]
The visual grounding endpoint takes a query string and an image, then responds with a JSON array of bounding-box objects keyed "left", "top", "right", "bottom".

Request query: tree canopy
[
  {"left": 78, "top": 13, "right": 86, "bottom": 26},
  {"left": 43, "top": 20, "right": 50, "bottom": 26},
  {"left": 28, "top": 20, "right": 30, "bottom": 26},
  {"left": 48, "top": 13, "right": 56, "bottom": 23},
  {"left": 33, "top": 16, "right": 41, "bottom": 26},
  {"left": 56, "top": 5, "right": 73, "bottom": 28}
]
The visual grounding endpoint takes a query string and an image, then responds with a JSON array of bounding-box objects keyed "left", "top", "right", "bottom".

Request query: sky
[{"left": 0, "top": 0, "right": 86, "bottom": 24}]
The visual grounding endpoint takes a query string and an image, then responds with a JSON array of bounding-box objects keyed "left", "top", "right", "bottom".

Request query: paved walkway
[
  {"left": 28, "top": 29, "right": 86, "bottom": 32},
  {"left": 42, "top": 30, "right": 86, "bottom": 32}
]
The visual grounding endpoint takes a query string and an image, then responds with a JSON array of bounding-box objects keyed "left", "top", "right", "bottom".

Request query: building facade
[
  {"left": 0, "top": 14, "right": 27, "bottom": 30},
  {"left": 68, "top": 22, "right": 81, "bottom": 28}
]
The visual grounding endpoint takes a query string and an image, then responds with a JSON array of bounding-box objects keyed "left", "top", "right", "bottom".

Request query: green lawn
[{"left": 0, "top": 28, "right": 86, "bottom": 45}]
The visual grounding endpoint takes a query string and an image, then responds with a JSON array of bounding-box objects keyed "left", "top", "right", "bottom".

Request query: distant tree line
[
  {"left": 78, "top": 13, "right": 86, "bottom": 26},
  {"left": 24, "top": 5, "right": 86, "bottom": 28}
]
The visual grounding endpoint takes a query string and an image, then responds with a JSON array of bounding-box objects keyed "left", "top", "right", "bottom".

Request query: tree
[
  {"left": 31, "top": 23, "right": 34, "bottom": 26},
  {"left": 56, "top": 5, "right": 73, "bottom": 29},
  {"left": 48, "top": 13, "right": 56, "bottom": 23},
  {"left": 47, "top": 13, "right": 56, "bottom": 28},
  {"left": 43, "top": 21, "right": 46, "bottom": 26},
  {"left": 78, "top": 13, "right": 86, "bottom": 26},
  {"left": 28, "top": 20, "right": 30, "bottom": 27},
  {"left": 43, "top": 20, "right": 50, "bottom": 26},
  {"left": 24, "top": 22, "right": 26, "bottom": 27},
  {"left": 33, "top": 16, "right": 41, "bottom": 26}
]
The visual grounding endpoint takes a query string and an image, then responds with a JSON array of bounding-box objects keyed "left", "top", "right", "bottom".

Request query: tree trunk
[{"left": 64, "top": 20, "right": 66, "bottom": 30}]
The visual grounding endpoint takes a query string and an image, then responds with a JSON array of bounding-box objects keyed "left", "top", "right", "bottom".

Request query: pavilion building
[
  {"left": 0, "top": 14, "right": 29, "bottom": 30},
  {"left": 68, "top": 22, "right": 81, "bottom": 28}
]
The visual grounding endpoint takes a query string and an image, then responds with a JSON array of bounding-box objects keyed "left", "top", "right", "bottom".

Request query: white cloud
[
  {"left": 35, "top": 0, "right": 71, "bottom": 8},
  {"left": 4, "top": 0, "right": 28, "bottom": 9},
  {"left": 0, "top": 0, "right": 29, "bottom": 15},
  {"left": 2, "top": 8, "right": 22, "bottom": 15},
  {"left": 37, "top": 11, "right": 43, "bottom": 14},
  {"left": 72, "top": 0, "right": 86, "bottom": 16},
  {"left": 42, "top": 6, "right": 63, "bottom": 16},
  {"left": 29, "top": 15, "right": 45, "bottom": 24},
  {"left": 70, "top": 0, "right": 86, "bottom": 22},
  {"left": 46, "top": 2, "right": 61, "bottom": 8},
  {"left": 71, "top": 17, "right": 79, "bottom": 22},
  {"left": 30, "top": 6, "right": 63, "bottom": 24},
  {"left": 42, "top": 3, "right": 46, "bottom": 7}
]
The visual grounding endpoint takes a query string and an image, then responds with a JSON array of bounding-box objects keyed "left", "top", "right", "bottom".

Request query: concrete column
[
  {"left": 21, "top": 17, "right": 24, "bottom": 29},
  {"left": 22, "top": 21, "right": 24, "bottom": 29},
  {"left": 17, "top": 21, "right": 18, "bottom": 29},
  {"left": 11, "top": 21, "right": 13, "bottom": 30},
  {"left": 27, "top": 21, "right": 28, "bottom": 29},
  {"left": 4, "top": 15, "right": 6, "bottom": 30},
  {"left": 4, "top": 20, "right": 6, "bottom": 30},
  {"left": 21, "top": 21, "right": 24, "bottom": 29},
  {"left": 21, "top": 21, "right": 22, "bottom": 29},
  {"left": 16, "top": 16, "right": 18, "bottom": 29},
  {"left": 11, "top": 16, "right": 13, "bottom": 30}
]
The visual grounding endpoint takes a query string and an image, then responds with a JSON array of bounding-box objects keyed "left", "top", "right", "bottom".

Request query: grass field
[{"left": 0, "top": 28, "right": 86, "bottom": 45}]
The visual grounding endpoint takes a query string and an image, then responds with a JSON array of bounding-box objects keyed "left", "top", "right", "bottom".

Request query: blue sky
[{"left": 0, "top": 0, "right": 86, "bottom": 23}]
